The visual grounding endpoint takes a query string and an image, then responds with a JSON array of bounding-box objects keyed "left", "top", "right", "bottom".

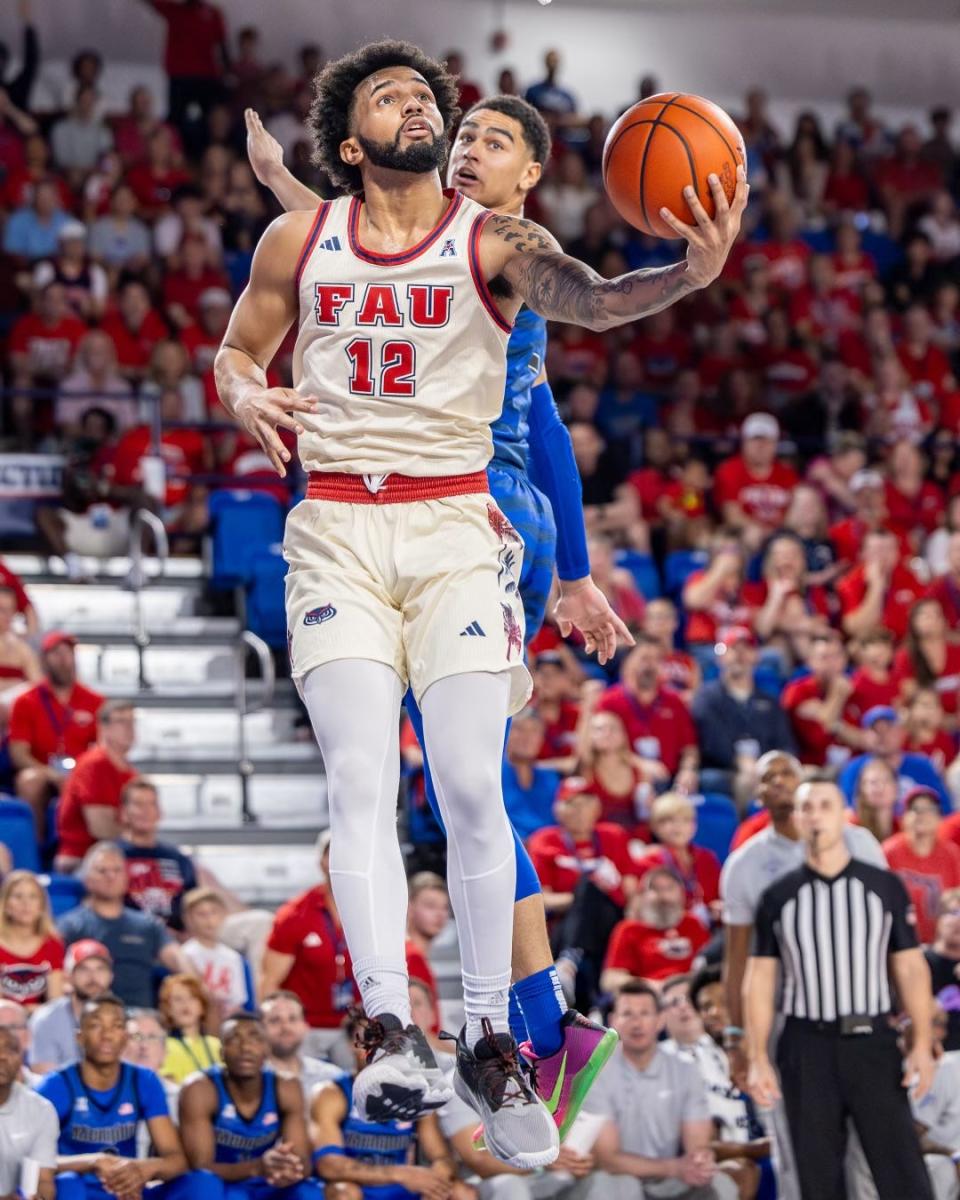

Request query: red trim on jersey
[
  {"left": 347, "top": 189, "right": 464, "bottom": 265},
  {"left": 294, "top": 202, "right": 332, "bottom": 290},
  {"left": 306, "top": 469, "right": 488, "bottom": 504},
  {"left": 469, "top": 211, "right": 513, "bottom": 334}
]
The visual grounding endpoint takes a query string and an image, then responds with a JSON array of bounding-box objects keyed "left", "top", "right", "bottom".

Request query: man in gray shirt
[
  {"left": 582, "top": 981, "right": 736, "bottom": 1199},
  {"left": 0, "top": 1026, "right": 58, "bottom": 1199},
  {"left": 28, "top": 938, "right": 114, "bottom": 1074},
  {"left": 261, "top": 989, "right": 346, "bottom": 1107}
]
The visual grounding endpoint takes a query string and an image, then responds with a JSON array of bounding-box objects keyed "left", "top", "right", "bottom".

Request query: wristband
[
  {"left": 723, "top": 1026, "right": 745, "bottom": 1039},
  {"left": 312, "top": 1146, "right": 342, "bottom": 1163}
]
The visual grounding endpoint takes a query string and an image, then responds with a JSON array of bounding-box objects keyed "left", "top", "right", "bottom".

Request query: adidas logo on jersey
[
  {"left": 317, "top": 235, "right": 342, "bottom": 252},
  {"left": 460, "top": 620, "right": 486, "bottom": 637}
]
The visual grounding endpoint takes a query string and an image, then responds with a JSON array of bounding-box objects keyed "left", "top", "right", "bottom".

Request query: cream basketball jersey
[{"left": 292, "top": 189, "right": 512, "bottom": 476}]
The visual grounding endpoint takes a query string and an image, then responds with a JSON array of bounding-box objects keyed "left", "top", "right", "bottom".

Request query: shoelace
[
  {"left": 475, "top": 1018, "right": 537, "bottom": 1110},
  {"left": 356, "top": 1018, "right": 408, "bottom": 1064}
]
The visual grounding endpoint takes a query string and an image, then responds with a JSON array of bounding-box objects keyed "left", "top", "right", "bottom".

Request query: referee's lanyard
[
  {"left": 321, "top": 909, "right": 352, "bottom": 1011},
  {"left": 174, "top": 1032, "right": 218, "bottom": 1072}
]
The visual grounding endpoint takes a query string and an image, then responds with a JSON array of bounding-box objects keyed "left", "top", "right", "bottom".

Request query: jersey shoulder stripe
[
  {"left": 469, "top": 210, "right": 513, "bottom": 334},
  {"left": 294, "top": 201, "right": 332, "bottom": 289}
]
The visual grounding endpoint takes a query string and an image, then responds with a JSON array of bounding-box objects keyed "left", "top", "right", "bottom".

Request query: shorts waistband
[{"left": 306, "top": 470, "right": 489, "bottom": 504}]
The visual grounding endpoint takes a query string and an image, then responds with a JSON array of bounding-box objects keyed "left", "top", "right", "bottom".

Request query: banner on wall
[{"left": 0, "top": 454, "right": 64, "bottom": 538}]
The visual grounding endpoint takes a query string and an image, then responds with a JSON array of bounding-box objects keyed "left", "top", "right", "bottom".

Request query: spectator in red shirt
[
  {"left": 897, "top": 304, "right": 955, "bottom": 401},
  {"left": 125, "top": 125, "right": 192, "bottom": 219},
  {"left": 893, "top": 597, "right": 960, "bottom": 723},
  {"left": 404, "top": 872, "right": 448, "bottom": 1036},
  {"left": 781, "top": 632, "right": 862, "bottom": 767},
  {"left": 758, "top": 308, "right": 819, "bottom": 406},
  {"left": 574, "top": 687, "right": 653, "bottom": 834},
  {"left": 0, "top": 588, "right": 38, "bottom": 692},
  {"left": 713, "top": 413, "right": 799, "bottom": 552},
  {"left": 752, "top": 531, "right": 832, "bottom": 667},
  {"left": 0, "top": 870, "right": 64, "bottom": 1007},
  {"left": 258, "top": 832, "right": 358, "bottom": 1058},
  {"left": 876, "top": 125, "right": 944, "bottom": 238},
  {"left": 904, "top": 688, "right": 956, "bottom": 775},
  {"left": 847, "top": 628, "right": 899, "bottom": 725},
  {"left": 530, "top": 651, "right": 580, "bottom": 764},
  {"left": 829, "top": 467, "right": 909, "bottom": 567},
  {"left": 100, "top": 278, "right": 169, "bottom": 378},
  {"left": 865, "top": 353, "right": 934, "bottom": 443},
  {"left": 443, "top": 49, "right": 481, "bottom": 112},
  {"left": 0, "top": 559, "right": 36, "bottom": 636},
  {"left": 637, "top": 792, "right": 722, "bottom": 923},
  {"left": 8, "top": 281, "right": 87, "bottom": 392},
  {"left": 162, "top": 236, "right": 230, "bottom": 330},
  {"left": 526, "top": 776, "right": 638, "bottom": 1008},
  {"left": 587, "top": 536, "right": 646, "bottom": 637},
  {"left": 830, "top": 220, "right": 878, "bottom": 294},
  {"left": 54, "top": 700, "right": 138, "bottom": 872},
  {"left": 644, "top": 598, "right": 701, "bottom": 708},
  {"left": 136, "top": 1, "right": 229, "bottom": 146},
  {"left": 9, "top": 631, "right": 103, "bottom": 836},
  {"left": 181, "top": 287, "right": 232, "bottom": 376},
  {"left": 596, "top": 635, "right": 700, "bottom": 792},
  {"left": 626, "top": 427, "right": 675, "bottom": 523},
  {"left": 884, "top": 439, "right": 944, "bottom": 548},
  {"left": 884, "top": 787, "right": 960, "bottom": 943},
  {"left": 111, "top": 386, "right": 211, "bottom": 513},
  {"left": 112, "top": 84, "right": 182, "bottom": 166},
  {"left": 682, "top": 531, "right": 761, "bottom": 650},
  {"left": 926, "top": 530, "right": 960, "bottom": 625},
  {"left": 601, "top": 867, "right": 709, "bottom": 990},
  {"left": 838, "top": 528, "right": 924, "bottom": 642}
]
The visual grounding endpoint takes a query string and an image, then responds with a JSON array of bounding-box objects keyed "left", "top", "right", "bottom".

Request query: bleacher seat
[
  {"left": 209, "top": 492, "right": 285, "bottom": 590},
  {"left": 43, "top": 873, "right": 85, "bottom": 917},
  {"left": 0, "top": 798, "right": 40, "bottom": 872},
  {"left": 246, "top": 545, "right": 288, "bottom": 649},
  {"left": 664, "top": 549, "right": 709, "bottom": 602},
  {"left": 614, "top": 550, "right": 661, "bottom": 601},
  {"left": 692, "top": 793, "right": 739, "bottom": 862}
]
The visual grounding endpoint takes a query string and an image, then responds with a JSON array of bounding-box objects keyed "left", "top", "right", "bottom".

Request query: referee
[{"left": 744, "top": 777, "right": 935, "bottom": 1200}]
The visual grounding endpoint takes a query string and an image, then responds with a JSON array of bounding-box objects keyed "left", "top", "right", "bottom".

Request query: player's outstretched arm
[
  {"left": 245, "top": 108, "right": 323, "bottom": 212},
  {"left": 214, "top": 211, "right": 320, "bottom": 478},
  {"left": 487, "top": 167, "right": 748, "bottom": 332}
]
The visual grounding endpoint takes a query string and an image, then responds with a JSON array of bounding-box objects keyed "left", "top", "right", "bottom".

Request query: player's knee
[
  {"left": 325, "top": 1183, "right": 363, "bottom": 1200},
  {"left": 325, "top": 747, "right": 385, "bottom": 812},
  {"left": 436, "top": 757, "right": 503, "bottom": 822}
]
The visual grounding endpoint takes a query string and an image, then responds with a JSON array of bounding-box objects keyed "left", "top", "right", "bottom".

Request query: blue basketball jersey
[
  {"left": 337, "top": 1076, "right": 416, "bottom": 1167},
  {"left": 490, "top": 305, "right": 547, "bottom": 471},
  {"left": 38, "top": 1062, "right": 167, "bottom": 1157},
  {"left": 208, "top": 1064, "right": 281, "bottom": 1163}
]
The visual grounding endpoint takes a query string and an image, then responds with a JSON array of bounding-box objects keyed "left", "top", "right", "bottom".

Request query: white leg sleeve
[
  {"left": 421, "top": 671, "right": 517, "bottom": 1045},
  {"left": 302, "top": 659, "right": 411, "bottom": 1024}
]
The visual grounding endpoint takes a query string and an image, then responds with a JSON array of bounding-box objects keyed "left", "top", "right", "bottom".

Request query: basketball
[{"left": 602, "top": 93, "right": 747, "bottom": 240}]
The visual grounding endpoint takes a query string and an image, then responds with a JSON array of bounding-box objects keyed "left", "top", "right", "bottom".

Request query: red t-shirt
[
  {"left": 892, "top": 644, "right": 960, "bottom": 716},
  {"left": 604, "top": 914, "right": 710, "bottom": 981},
  {"left": 830, "top": 250, "right": 877, "bottom": 293},
  {"left": 527, "top": 821, "right": 637, "bottom": 910},
  {"left": 628, "top": 330, "right": 692, "bottom": 388},
  {"left": 8, "top": 313, "right": 87, "bottom": 375},
  {"left": 730, "top": 808, "right": 772, "bottom": 851},
  {"left": 636, "top": 844, "right": 721, "bottom": 910},
  {"left": 125, "top": 163, "right": 193, "bottom": 217},
  {"left": 926, "top": 576, "right": 960, "bottom": 628},
  {"left": 897, "top": 342, "right": 954, "bottom": 398},
  {"left": 595, "top": 685, "right": 697, "bottom": 775},
  {"left": 111, "top": 425, "right": 207, "bottom": 506},
  {"left": 836, "top": 562, "right": 925, "bottom": 642},
  {"left": 847, "top": 667, "right": 900, "bottom": 726},
  {"left": 150, "top": 0, "right": 227, "bottom": 78},
  {"left": 0, "top": 936, "right": 64, "bottom": 1007},
  {"left": 162, "top": 268, "right": 230, "bottom": 326},
  {"left": 181, "top": 323, "right": 222, "bottom": 376},
  {"left": 883, "top": 832, "right": 960, "bottom": 943},
  {"left": 405, "top": 940, "right": 440, "bottom": 1034},
  {"left": 0, "top": 562, "right": 31, "bottom": 615},
  {"left": 682, "top": 572, "right": 764, "bottom": 645},
  {"left": 659, "top": 651, "right": 698, "bottom": 698},
  {"left": 884, "top": 480, "right": 944, "bottom": 540},
  {"left": 713, "top": 456, "right": 799, "bottom": 529},
  {"left": 758, "top": 346, "right": 819, "bottom": 397},
  {"left": 938, "top": 812, "right": 960, "bottom": 853},
  {"left": 536, "top": 700, "right": 580, "bottom": 761},
  {"left": 626, "top": 467, "right": 673, "bottom": 521},
  {"left": 265, "top": 886, "right": 358, "bottom": 1028},
  {"left": 781, "top": 674, "right": 855, "bottom": 767},
  {"left": 829, "top": 517, "right": 911, "bottom": 567},
  {"left": 56, "top": 745, "right": 138, "bottom": 860},
  {"left": 906, "top": 730, "right": 957, "bottom": 775},
  {"left": 99, "top": 310, "right": 169, "bottom": 370},
  {"left": 9, "top": 682, "right": 103, "bottom": 764}
]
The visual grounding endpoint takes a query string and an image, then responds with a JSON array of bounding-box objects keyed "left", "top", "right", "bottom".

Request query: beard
[{"left": 357, "top": 129, "right": 447, "bottom": 176}]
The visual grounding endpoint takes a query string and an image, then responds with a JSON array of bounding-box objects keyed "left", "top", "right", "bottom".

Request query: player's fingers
[
  {"left": 682, "top": 185, "right": 715, "bottom": 233},
  {"left": 708, "top": 172, "right": 730, "bottom": 218},
  {"left": 277, "top": 391, "right": 321, "bottom": 414},
  {"left": 272, "top": 410, "right": 306, "bottom": 437},
  {"left": 609, "top": 610, "right": 635, "bottom": 646},
  {"left": 557, "top": 617, "right": 573, "bottom": 638},
  {"left": 255, "top": 421, "right": 289, "bottom": 477},
  {"left": 658, "top": 205, "right": 697, "bottom": 242}
]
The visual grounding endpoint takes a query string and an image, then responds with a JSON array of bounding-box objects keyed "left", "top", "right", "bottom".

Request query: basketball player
[
  {"left": 179, "top": 1011, "right": 320, "bottom": 1198},
  {"left": 216, "top": 39, "right": 745, "bottom": 1169},
  {"left": 36, "top": 993, "right": 220, "bottom": 1200},
  {"left": 246, "top": 94, "right": 626, "bottom": 1141}
]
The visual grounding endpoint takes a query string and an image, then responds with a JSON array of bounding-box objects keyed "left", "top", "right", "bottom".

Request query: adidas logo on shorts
[{"left": 460, "top": 620, "right": 486, "bottom": 638}]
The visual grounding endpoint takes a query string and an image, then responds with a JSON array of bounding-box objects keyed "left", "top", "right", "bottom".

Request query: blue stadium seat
[
  {"left": 664, "top": 549, "right": 709, "bottom": 602},
  {"left": 246, "top": 545, "right": 288, "bottom": 649},
  {"left": 614, "top": 550, "right": 661, "bottom": 601},
  {"left": 208, "top": 491, "right": 285, "bottom": 590},
  {"left": 43, "top": 872, "right": 85, "bottom": 917},
  {"left": 692, "top": 793, "right": 739, "bottom": 863},
  {"left": 0, "top": 797, "right": 40, "bottom": 871}
]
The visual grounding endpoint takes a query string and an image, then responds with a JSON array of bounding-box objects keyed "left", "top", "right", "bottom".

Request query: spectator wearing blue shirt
[
  {"left": 839, "top": 706, "right": 951, "bottom": 813},
  {"left": 58, "top": 842, "right": 192, "bottom": 1008},
  {"left": 525, "top": 48, "right": 578, "bottom": 118},
  {"left": 502, "top": 708, "right": 561, "bottom": 842},
  {"left": 38, "top": 992, "right": 219, "bottom": 1200},
  {"left": 595, "top": 348, "right": 659, "bottom": 449},
  {"left": 3, "top": 178, "right": 71, "bottom": 260}
]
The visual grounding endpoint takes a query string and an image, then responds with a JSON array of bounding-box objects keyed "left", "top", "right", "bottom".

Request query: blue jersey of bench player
[
  {"left": 404, "top": 306, "right": 588, "bottom": 901},
  {"left": 312, "top": 1075, "right": 418, "bottom": 1200}
]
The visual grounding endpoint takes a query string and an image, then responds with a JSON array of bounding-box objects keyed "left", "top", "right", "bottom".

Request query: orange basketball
[{"left": 602, "top": 93, "right": 747, "bottom": 240}]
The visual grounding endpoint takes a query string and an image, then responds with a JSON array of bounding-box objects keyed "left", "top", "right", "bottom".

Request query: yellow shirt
[{"left": 162, "top": 1033, "right": 222, "bottom": 1083}]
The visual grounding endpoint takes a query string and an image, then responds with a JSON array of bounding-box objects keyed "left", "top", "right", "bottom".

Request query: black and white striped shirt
[{"left": 754, "top": 859, "right": 918, "bottom": 1021}]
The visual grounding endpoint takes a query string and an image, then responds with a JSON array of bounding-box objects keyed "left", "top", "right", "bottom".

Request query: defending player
[
  {"left": 246, "top": 96, "right": 627, "bottom": 1141},
  {"left": 216, "top": 39, "right": 745, "bottom": 1170}
]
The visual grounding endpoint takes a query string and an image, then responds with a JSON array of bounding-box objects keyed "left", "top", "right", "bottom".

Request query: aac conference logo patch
[{"left": 303, "top": 605, "right": 337, "bottom": 626}]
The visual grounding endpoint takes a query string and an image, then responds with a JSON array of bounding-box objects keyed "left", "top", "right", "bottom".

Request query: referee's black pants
[{"left": 776, "top": 1017, "right": 933, "bottom": 1200}]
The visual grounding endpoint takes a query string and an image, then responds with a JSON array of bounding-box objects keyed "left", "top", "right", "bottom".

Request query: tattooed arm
[{"left": 485, "top": 168, "right": 748, "bottom": 331}]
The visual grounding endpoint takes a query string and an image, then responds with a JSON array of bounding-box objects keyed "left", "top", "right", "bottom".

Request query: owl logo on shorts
[
  {"left": 304, "top": 604, "right": 337, "bottom": 626},
  {"left": 501, "top": 603, "right": 523, "bottom": 661}
]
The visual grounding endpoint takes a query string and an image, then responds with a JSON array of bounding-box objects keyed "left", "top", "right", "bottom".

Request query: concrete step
[
  {"left": 77, "top": 642, "right": 236, "bottom": 694},
  {"left": 31, "top": 583, "right": 202, "bottom": 632},
  {"left": 189, "top": 842, "right": 322, "bottom": 905},
  {"left": 130, "top": 704, "right": 305, "bottom": 756},
  {"left": 154, "top": 771, "right": 326, "bottom": 829},
  {"left": 7, "top": 554, "right": 204, "bottom": 583}
]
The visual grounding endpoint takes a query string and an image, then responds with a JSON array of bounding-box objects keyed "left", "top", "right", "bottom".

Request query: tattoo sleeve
[{"left": 493, "top": 214, "right": 693, "bottom": 331}]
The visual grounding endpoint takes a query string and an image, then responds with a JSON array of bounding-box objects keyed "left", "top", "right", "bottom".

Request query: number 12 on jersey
[{"left": 345, "top": 338, "right": 417, "bottom": 397}]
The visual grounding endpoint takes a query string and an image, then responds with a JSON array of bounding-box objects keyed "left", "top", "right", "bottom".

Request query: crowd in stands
[{"left": 3, "top": 0, "right": 960, "bottom": 1196}]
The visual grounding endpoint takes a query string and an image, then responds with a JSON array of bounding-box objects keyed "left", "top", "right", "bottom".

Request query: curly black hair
[
  {"left": 308, "top": 39, "right": 461, "bottom": 195},
  {"left": 462, "top": 94, "right": 552, "bottom": 166}
]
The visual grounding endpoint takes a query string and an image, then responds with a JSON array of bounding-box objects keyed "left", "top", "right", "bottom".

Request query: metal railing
[
  {"left": 125, "top": 508, "right": 168, "bottom": 692},
  {"left": 235, "top": 629, "right": 276, "bottom": 825}
]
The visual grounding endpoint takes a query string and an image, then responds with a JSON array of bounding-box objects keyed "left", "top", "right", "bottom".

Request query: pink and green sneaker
[{"left": 473, "top": 1010, "right": 619, "bottom": 1148}]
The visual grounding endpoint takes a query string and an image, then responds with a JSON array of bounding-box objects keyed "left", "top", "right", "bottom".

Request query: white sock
[
  {"left": 421, "top": 671, "right": 516, "bottom": 1049},
  {"left": 302, "top": 660, "right": 411, "bottom": 1025}
]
